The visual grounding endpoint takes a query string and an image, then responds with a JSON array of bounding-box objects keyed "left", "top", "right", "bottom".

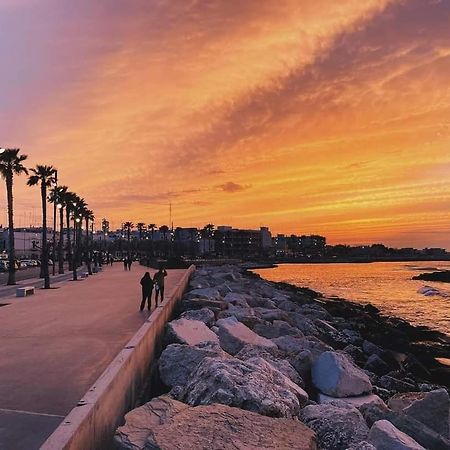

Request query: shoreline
[{"left": 248, "top": 270, "right": 450, "bottom": 387}]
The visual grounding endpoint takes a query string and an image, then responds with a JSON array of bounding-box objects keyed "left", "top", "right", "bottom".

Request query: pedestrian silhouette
[
  {"left": 140, "top": 272, "right": 154, "bottom": 311},
  {"left": 153, "top": 266, "right": 167, "bottom": 306},
  {"left": 127, "top": 257, "right": 132, "bottom": 271},
  {"left": 123, "top": 258, "right": 127, "bottom": 270}
]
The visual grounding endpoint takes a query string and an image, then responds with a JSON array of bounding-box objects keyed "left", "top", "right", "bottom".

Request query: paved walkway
[{"left": 0, "top": 265, "right": 187, "bottom": 450}]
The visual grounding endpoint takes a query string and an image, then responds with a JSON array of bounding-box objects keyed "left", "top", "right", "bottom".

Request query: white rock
[
  {"left": 318, "top": 393, "right": 385, "bottom": 410},
  {"left": 216, "top": 316, "right": 277, "bottom": 355},
  {"left": 166, "top": 319, "right": 219, "bottom": 346},
  {"left": 312, "top": 351, "right": 372, "bottom": 397},
  {"left": 368, "top": 420, "right": 425, "bottom": 450}
]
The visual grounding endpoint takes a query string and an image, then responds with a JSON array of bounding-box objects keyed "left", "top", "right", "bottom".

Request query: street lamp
[{"left": 52, "top": 170, "right": 58, "bottom": 275}]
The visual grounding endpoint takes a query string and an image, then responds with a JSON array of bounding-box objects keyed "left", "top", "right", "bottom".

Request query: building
[{"left": 215, "top": 226, "right": 271, "bottom": 258}]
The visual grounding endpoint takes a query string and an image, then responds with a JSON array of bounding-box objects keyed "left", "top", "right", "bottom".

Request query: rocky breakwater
[{"left": 115, "top": 265, "right": 450, "bottom": 450}]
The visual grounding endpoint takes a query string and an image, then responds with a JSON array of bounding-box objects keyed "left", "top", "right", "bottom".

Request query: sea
[{"left": 253, "top": 261, "right": 450, "bottom": 337}]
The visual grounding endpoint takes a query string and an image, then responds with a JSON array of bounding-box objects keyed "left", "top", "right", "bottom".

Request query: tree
[
  {"left": 84, "top": 209, "right": 94, "bottom": 275},
  {"left": 148, "top": 223, "right": 156, "bottom": 256},
  {"left": 0, "top": 148, "right": 28, "bottom": 285},
  {"left": 136, "top": 222, "right": 145, "bottom": 240},
  {"left": 123, "top": 222, "right": 134, "bottom": 255},
  {"left": 159, "top": 225, "right": 169, "bottom": 257},
  {"left": 27, "top": 165, "right": 57, "bottom": 289},
  {"left": 71, "top": 196, "right": 87, "bottom": 281},
  {"left": 48, "top": 185, "right": 68, "bottom": 274},
  {"left": 62, "top": 190, "right": 77, "bottom": 271}
]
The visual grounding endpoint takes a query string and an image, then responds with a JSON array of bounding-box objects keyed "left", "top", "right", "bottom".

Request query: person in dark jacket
[
  {"left": 127, "top": 257, "right": 133, "bottom": 271},
  {"left": 123, "top": 258, "right": 127, "bottom": 270},
  {"left": 153, "top": 267, "right": 167, "bottom": 306},
  {"left": 140, "top": 272, "right": 154, "bottom": 311}
]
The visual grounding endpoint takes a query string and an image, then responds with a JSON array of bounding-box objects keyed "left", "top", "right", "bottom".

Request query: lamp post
[{"left": 52, "top": 170, "right": 58, "bottom": 276}]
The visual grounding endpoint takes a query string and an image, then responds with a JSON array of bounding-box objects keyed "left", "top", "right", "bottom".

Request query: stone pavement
[{"left": 0, "top": 265, "right": 186, "bottom": 450}]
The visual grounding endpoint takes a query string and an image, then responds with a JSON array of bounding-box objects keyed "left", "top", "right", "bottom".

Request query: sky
[{"left": 0, "top": 0, "right": 449, "bottom": 249}]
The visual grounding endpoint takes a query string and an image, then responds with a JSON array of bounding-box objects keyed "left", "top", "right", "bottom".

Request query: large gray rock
[
  {"left": 318, "top": 393, "right": 385, "bottom": 411},
  {"left": 158, "top": 341, "right": 226, "bottom": 388},
  {"left": 272, "top": 335, "right": 331, "bottom": 359},
  {"left": 301, "top": 402, "right": 369, "bottom": 450},
  {"left": 165, "top": 319, "right": 219, "bottom": 346},
  {"left": 363, "top": 404, "right": 450, "bottom": 450},
  {"left": 115, "top": 397, "right": 317, "bottom": 450},
  {"left": 253, "top": 320, "right": 301, "bottom": 339},
  {"left": 368, "top": 420, "right": 425, "bottom": 450},
  {"left": 217, "top": 305, "right": 260, "bottom": 328},
  {"left": 186, "top": 287, "right": 221, "bottom": 300},
  {"left": 346, "top": 442, "right": 376, "bottom": 450},
  {"left": 288, "top": 313, "right": 320, "bottom": 336},
  {"left": 254, "top": 307, "right": 289, "bottom": 322},
  {"left": 388, "top": 389, "right": 450, "bottom": 438},
  {"left": 115, "top": 395, "right": 189, "bottom": 450},
  {"left": 222, "top": 292, "right": 250, "bottom": 307},
  {"left": 180, "top": 356, "right": 308, "bottom": 418},
  {"left": 180, "top": 308, "right": 215, "bottom": 327},
  {"left": 235, "top": 344, "right": 304, "bottom": 387},
  {"left": 216, "top": 316, "right": 277, "bottom": 355},
  {"left": 312, "top": 351, "right": 372, "bottom": 397}
]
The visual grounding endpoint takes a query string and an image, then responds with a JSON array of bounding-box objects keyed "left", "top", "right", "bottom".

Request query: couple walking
[{"left": 139, "top": 267, "right": 167, "bottom": 311}]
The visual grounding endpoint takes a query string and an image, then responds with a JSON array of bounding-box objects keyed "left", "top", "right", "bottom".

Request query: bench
[{"left": 16, "top": 286, "right": 35, "bottom": 297}]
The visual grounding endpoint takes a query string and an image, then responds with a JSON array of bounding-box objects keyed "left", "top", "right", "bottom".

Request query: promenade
[{"left": 0, "top": 265, "right": 186, "bottom": 450}]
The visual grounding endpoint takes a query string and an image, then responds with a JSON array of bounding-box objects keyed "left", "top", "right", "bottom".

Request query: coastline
[{"left": 248, "top": 269, "right": 450, "bottom": 387}]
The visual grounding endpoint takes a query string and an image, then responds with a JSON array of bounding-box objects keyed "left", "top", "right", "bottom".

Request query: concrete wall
[{"left": 41, "top": 265, "right": 195, "bottom": 450}]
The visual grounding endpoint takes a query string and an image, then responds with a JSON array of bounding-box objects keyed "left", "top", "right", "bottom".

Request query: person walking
[
  {"left": 139, "top": 272, "right": 154, "bottom": 311},
  {"left": 153, "top": 266, "right": 167, "bottom": 306},
  {"left": 123, "top": 258, "right": 127, "bottom": 270},
  {"left": 127, "top": 256, "right": 133, "bottom": 271}
]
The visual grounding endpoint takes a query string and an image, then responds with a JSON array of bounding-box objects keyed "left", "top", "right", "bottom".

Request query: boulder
[
  {"left": 318, "top": 393, "right": 385, "bottom": 411},
  {"left": 115, "top": 395, "right": 318, "bottom": 450},
  {"left": 217, "top": 305, "right": 260, "bottom": 328},
  {"left": 278, "top": 299, "right": 301, "bottom": 312},
  {"left": 254, "top": 307, "right": 290, "bottom": 322},
  {"left": 236, "top": 344, "right": 304, "bottom": 387},
  {"left": 346, "top": 442, "right": 376, "bottom": 450},
  {"left": 343, "top": 344, "right": 368, "bottom": 365},
  {"left": 180, "top": 356, "right": 308, "bottom": 418},
  {"left": 291, "top": 350, "right": 312, "bottom": 381},
  {"left": 223, "top": 292, "right": 251, "bottom": 307},
  {"left": 253, "top": 321, "right": 301, "bottom": 339},
  {"left": 363, "top": 404, "right": 450, "bottom": 450},
  {"left": 288, "top": 313, "right": 320, "bottom": 336},
  {"left": 216, "top": 316, "right": 277, "bottom": 355},
  {"left": 272, "top": 335, "right": 331, "bottom": 359},
  {"left": 158, "top": 341, "right": 226, "bottom": 388},
  {"left": 312, "top": 351, "right": 372, "bottom": 397},
  {"left": 180, "top": 308, "right": 215, "bottom": 327},
  {"left": 377, "top": 375, "right": 416, "bottom": 393},
  {"left": 186, "top": 287, "right": 221, "bottom": 301},
  {"left": 300, "top": 402, "right": 369, "bottom": 450},
  {"left": 165, "top": 319, "right": 219, "bottom": 346},
  {"left": 182, "top": 297, "right": 226, "bottom": 313},
  {"left": 364, "top": 354, "right": 391, "bottom": 376},
  {"left": 388, "top": 389, "right": 450, "bottom": 438},
  {"left": 362, "top": 340, "right": 384, "bottom": 356},
  {"left": 115, "top": 395, "right": 189, "bottom": 450},
  {"left": 368, "top": 420, "right": 425, "bottom": 450}
]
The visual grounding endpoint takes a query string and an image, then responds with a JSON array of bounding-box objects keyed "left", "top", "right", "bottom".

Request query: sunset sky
[{"left": 1, "top": 0, "right": 449, "bottom": 249}]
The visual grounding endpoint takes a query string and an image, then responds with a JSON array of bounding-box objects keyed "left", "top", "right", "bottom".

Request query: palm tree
[
  {"left": 148, "top": 223, "right": 156, "bottom": 256},
  {"left": 49, "top": 185, "right": 68, "bottom": 274},
  {"left": 0, "top": 148, "right": 28, "bottom": 285},
  {"left": 123, "top": 222, "right": 134, "bottom": 256},
  {"left": 84, "top": 209, "right": 94, "bottom": 275},
  {"left": 159, "top": 225, "right": 169, "bottom": 257},
  {"left": 136, "top": 222, "right": 145, "bottom": 240},
  {"left": 27, "top": 165, "right": 57, "bottom": 289},
  {"left": 63, "top": 190, "right": 77, "bottom": 271}
]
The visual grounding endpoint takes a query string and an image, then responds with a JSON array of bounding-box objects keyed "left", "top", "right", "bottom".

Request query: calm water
[{"left": 253, "top": 262, "right": 450, "bottom": 336}]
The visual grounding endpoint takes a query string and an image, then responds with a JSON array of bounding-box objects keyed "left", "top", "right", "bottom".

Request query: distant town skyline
[{"left": 1, "top": 0, "right": 450, "bottom": 250}]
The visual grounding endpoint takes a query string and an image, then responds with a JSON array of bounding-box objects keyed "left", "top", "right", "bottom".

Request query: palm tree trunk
[
  {"left": 6, "top": 174, "right": 16, "bottom": 285},
  {"left": 66, "top": 209, "right": 72, "bottom": 271},
  {"left": 86, "top": 217, "right": 92, "bottom": 275},
  {"left": 58, "top": 207, "right": 64, "bottom": 274},
  {"left": 41, "top": 184, "right": 50, "bottom": 289},
  {"left": 72, "top": 221, "right": 78, "bottom": 281}
]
